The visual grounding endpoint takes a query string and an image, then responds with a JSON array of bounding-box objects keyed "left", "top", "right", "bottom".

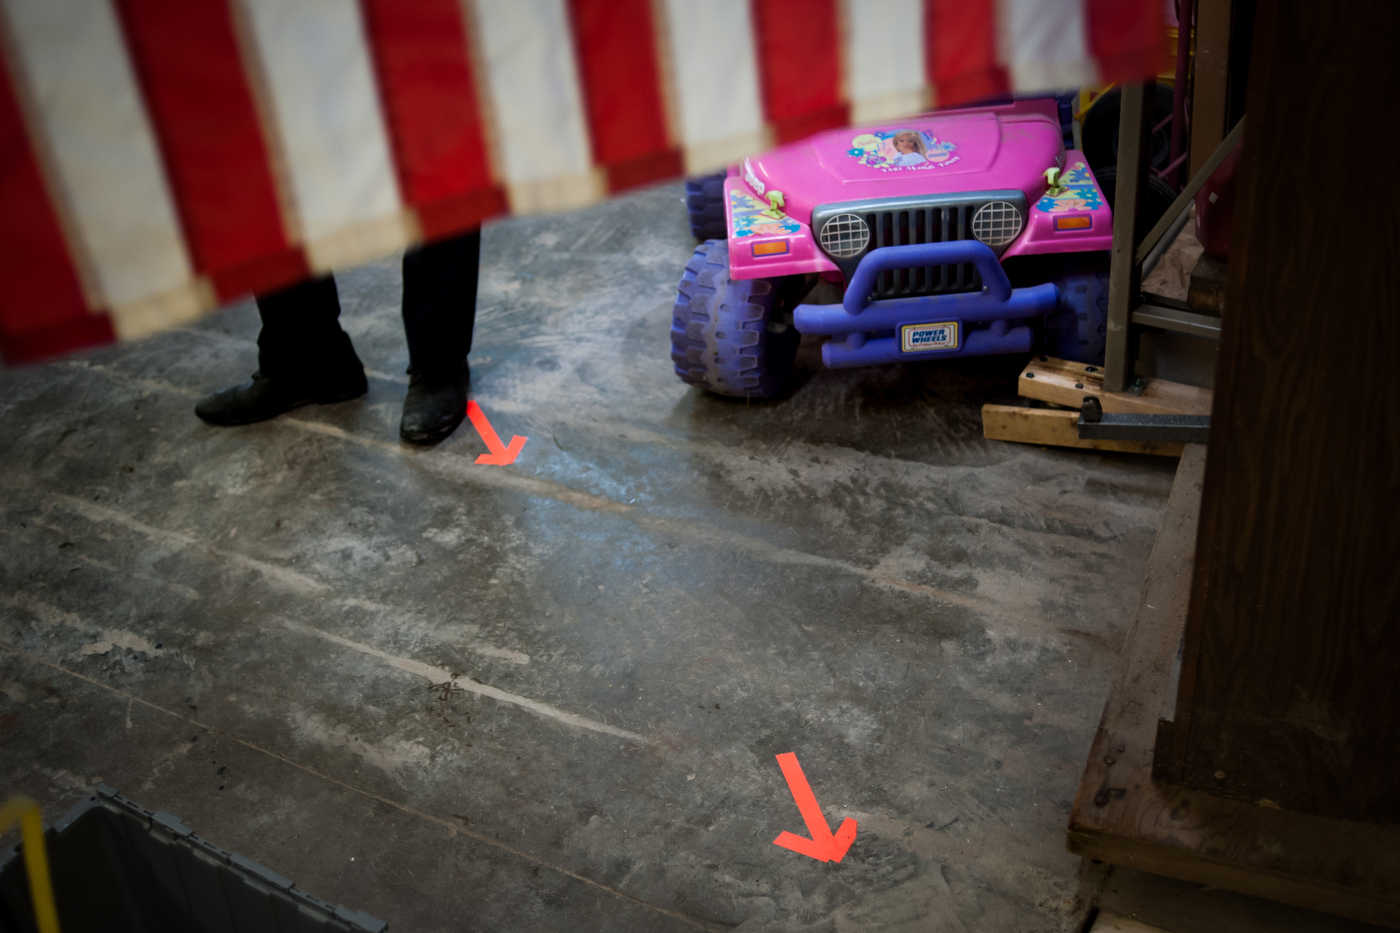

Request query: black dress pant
[{"left": 255, "top": 230, "right": 481, "bottom": 384}]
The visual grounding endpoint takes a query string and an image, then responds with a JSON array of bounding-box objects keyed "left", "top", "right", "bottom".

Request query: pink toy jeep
[{"left": 672, "top": 98, "right": 1113, "bottom": 397}]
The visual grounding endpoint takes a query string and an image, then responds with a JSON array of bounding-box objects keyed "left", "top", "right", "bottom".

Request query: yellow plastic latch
[
  {"left": 0, "top": 797, "right": 61, "bottom": 933},
  {"left": 762, "top": 190, "right": 786, "bottom": 218},
  {"left": 1043, "top": 167, "right": 1064, "bottom": 197}
]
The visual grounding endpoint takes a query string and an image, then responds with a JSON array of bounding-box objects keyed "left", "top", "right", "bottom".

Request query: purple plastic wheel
[
  {"left": 685, "top": 172, "right": 727, "bottom": 240},
  {"left": 1042, "top": 252, "right": 1110, "bottom": 366},
  {"left": 669, "top": 240, "right": 800, "bottom": 398}
]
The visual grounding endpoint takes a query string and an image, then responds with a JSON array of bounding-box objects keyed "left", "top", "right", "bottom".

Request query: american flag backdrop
[{"left": 0, "top": 0, "right": 1165, "bottom": 363}]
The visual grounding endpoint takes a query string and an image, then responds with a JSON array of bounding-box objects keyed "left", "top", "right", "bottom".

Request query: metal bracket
[
  {"left": 1131, "top": 303, "right": 1223, "bottom": 339},
  {"left": 1078, "top": 396, "right": 1210, "bottom": 443},
  {"left": 1104, "top": 96, "right": 1245, "bottom": 388}
]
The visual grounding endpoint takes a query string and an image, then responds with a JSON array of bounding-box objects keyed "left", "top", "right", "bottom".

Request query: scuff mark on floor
[{"left": 284, "top": 621, "right": 643, "bottom": 742}]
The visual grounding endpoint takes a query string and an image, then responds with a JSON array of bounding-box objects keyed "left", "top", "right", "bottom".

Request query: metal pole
[
  {"left": 1136, "top": 116, "right": 1246, "bottom": 266},
  {"left": 1104, "top": 82, "right": 1152, "bottom": 393}
]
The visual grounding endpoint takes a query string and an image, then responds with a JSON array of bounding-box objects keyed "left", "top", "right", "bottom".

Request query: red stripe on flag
[
  {"left": 603, "top": 149, "right": 686, "bottom": 195},
  {"left": 359, "top": 0, "right": 506, "bottom": 240},
  {"left": 926, "top": 0, "right": 1008, "bottom": 108},
  {"left": 113, "top": 0, "right": 307, "bottom": 302},
  {"left": 1086, "top": 0, "right": 1169, "bottom": 84},
  {"left": 567, "top": 0, "right": 682, "bottom": 193},
  {"left": 0, "top": 55, "right": 114, "bottom": 363},
  {"left": 751, "top": 0, "right": 848, "bottom": 144}
]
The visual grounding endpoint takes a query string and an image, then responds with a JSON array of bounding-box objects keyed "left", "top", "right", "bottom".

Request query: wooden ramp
[
  {"left": 1067, "top": 446, "right": 1400, "bottom": 929},
  {"left": 982, "top": 356, "right": 1212, "bottom": 456}
]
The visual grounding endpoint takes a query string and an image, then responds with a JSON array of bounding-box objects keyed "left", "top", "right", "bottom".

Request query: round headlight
[
  {"left": 819, "top": 213, "right": 870, "bottom": 259},
  {"left": 971, "top": 201, "right": 1024, "bottom": 247}
]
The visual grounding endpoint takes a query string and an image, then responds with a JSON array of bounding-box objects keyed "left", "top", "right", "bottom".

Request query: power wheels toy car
[{"left": 671, "top": 98, "right": 1113, "bottom": 398}]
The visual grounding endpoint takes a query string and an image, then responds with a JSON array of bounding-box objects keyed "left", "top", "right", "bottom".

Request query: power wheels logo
[{"left": 901, "top": 321, "right": 959, "bottom": 352}]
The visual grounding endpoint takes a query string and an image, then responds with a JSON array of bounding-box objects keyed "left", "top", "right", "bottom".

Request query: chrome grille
[
  {"left": 818, "top": 212, "right": 870, "bottom": 258},
  {"left": 861, "top": 205, "right": 980, "bottom": 298},
  {"left": 971, "top": 200, "right": 1024, "bottom": 246}
]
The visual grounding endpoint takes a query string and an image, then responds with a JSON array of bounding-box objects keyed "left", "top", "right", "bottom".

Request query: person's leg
[
  {"left": 398, "top": 229, "right": 481, "bottom": 443},
  {"left": 195, "top": 275, "right": 367, "bottom": 425},
  {"left": 255, "top": 275, "right": 364, "bottom": 384},
  {"left": 401, "top": 229, "right": 480, "bottom": 375}
]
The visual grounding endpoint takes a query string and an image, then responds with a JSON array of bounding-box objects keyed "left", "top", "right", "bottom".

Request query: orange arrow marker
[
  {"left": 465, "top": 401, "right": 527, "bottom": 465},
  {"left": 773, "top": 752, "right": 857, "bottom": 863}
]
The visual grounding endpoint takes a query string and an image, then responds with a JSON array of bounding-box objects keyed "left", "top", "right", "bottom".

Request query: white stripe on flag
[
  {"left": 0, "top": 0, "right": 204, "bottom": 338},
  {"left": 468, "top": 0, "right": 601, "bottom": 214},
  {"left": 661, "top": 0, "right": 767, "bottom": 174},
  {"left": 845, "top": 0, "right": 929, "bottom": 123},
  {"left": 997, "top": 0, "right": 1099, "bottom": 93},
  {"left": 237, "top": 0, "right": 409, "bottom": 271}
]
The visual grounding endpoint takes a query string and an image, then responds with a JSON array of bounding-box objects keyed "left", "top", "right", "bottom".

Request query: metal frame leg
[{"left": 1104, "top": 82, "right": 1153, "bottom": 393}]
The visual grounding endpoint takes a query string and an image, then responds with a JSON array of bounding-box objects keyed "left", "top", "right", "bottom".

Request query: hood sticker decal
[
  {"left": 730, "top": 190, "right": 801, "bottom": 238},
  {"left": 1035, "top": 161, "right": 1103, "bottom": 212},
  {"left": 847, "top": 129, "right": 959, "bottom": 172}
]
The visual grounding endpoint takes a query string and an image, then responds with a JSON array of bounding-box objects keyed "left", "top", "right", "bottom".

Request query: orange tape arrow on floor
[
  {"left": 772, "top": 752, "right": 857, "bottom": 863},
  {"left": 466, "top": 401, "right": 527, "bottom": 465}
]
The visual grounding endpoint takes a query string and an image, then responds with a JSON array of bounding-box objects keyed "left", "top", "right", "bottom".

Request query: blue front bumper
[{"left": 793, "top": 241, "right": 1059, "bottom": 368}]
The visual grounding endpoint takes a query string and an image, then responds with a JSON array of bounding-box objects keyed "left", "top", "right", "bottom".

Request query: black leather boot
[
  {"left": 194, "top": 368, "right": 367, "bottom": 426},
  {"left": 399, "top": 363, "right": 469, "bottom": 445}
]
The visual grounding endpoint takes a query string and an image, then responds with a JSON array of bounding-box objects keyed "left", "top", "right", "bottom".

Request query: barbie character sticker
[
  {"left": 848, "top": 129, "right": 959, "bottom": 172},
  {"left": 729, "top": 190, "right": 801, "bottom": 238},
  {"left": 1035, "top": 162, "right": 1103, "bottom": 212}
]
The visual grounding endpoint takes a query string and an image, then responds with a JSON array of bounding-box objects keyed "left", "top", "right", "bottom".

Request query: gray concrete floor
[{"left": 0, "top": 182, "right": 1383, "bottom": 933}]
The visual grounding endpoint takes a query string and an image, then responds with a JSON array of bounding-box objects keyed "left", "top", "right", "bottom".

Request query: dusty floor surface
[{"left": 0, "top": 183, "right": 1382, "bottom": 933}]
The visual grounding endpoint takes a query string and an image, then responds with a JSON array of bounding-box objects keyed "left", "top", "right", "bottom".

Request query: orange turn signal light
[
  {"left": 751, "top": 240, "right": 790, "bottom": 256},
  {"left": 1054, "top": 215, "right": 1092, "bottom": 231}
]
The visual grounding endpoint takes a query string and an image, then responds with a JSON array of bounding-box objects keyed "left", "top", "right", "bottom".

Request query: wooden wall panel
[{"left": 1167, "top": 0, "right": 1400, "bottom": 824}]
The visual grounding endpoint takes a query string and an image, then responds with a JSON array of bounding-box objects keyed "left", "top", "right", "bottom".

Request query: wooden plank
[
  {"left": 1168, "top": 0, "right": 1400, "bottom": 825},
  {"left": 1186, "top": 255, "right": 1227, "bottom": 314},
  {"left": 1017, "top": 357, "right": 1213, "bottom": 416},
  {"left": 1189, "top": 0, "right": 1233, "bottom": 180},
  {"left": 1090, "top": 911, "right": 1173, "bottom": 933},
  {"left": 1068, "top": 446, "right": 1400, "bottom": 929},
  {"left": 981, "top": 404, "right": 1183, "bottom": 457}
]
